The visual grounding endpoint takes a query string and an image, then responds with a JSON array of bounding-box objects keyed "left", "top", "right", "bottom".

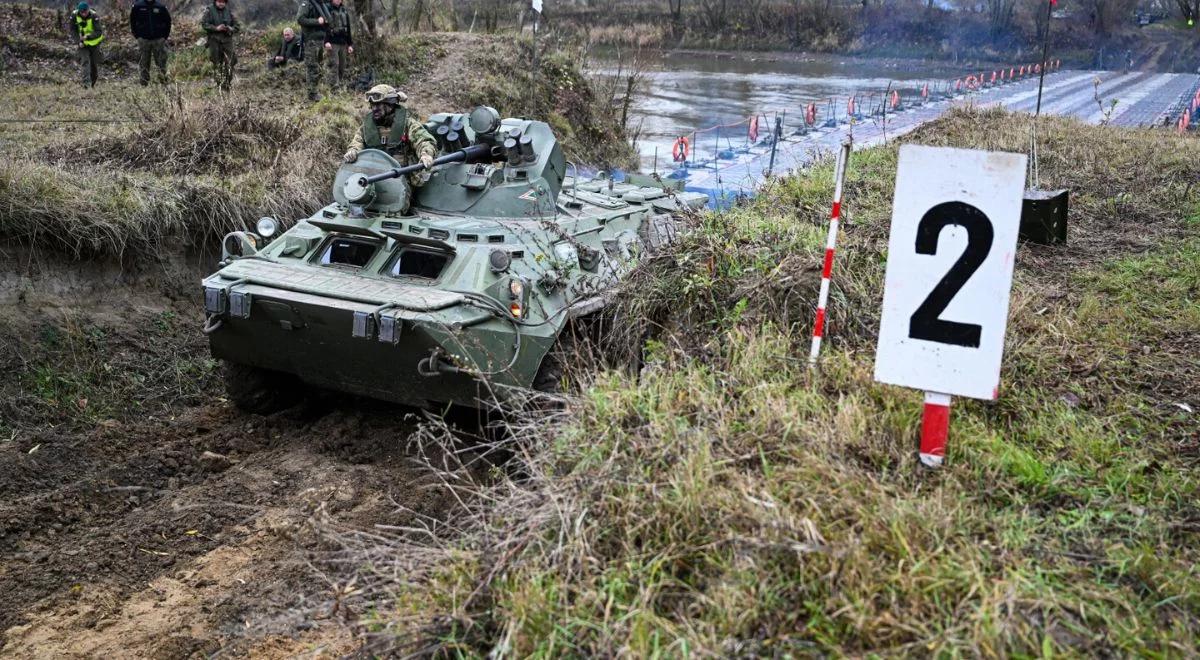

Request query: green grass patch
[{"left": 346, "top": 109, "right": 1200, "bottom": 655}]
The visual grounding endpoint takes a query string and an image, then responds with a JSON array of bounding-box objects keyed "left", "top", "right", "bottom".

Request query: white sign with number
[{"left": 873, "top": 145, "right": 1026, "bottom": 400}]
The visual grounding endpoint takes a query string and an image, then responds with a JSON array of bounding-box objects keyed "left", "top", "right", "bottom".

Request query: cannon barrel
[{"left": 363, "top": 144, "right": 496, "bottom": 185}]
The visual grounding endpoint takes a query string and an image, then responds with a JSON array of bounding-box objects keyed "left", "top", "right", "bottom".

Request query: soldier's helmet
[{"left": 365, "top": 84, "right": 407, "bottom": 106}]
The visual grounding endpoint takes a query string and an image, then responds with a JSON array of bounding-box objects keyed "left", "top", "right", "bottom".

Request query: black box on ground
[{"left": 1020, "top": 189, "right": 1069, "bottom": 244}]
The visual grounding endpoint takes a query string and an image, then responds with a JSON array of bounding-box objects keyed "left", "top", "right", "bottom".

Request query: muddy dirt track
[{"left": 0, "top": 251, "right": 471, "bottom": 657}]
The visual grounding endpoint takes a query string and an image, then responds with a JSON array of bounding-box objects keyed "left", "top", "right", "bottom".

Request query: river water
[{"left": 591, "top": 51, "right": 970, "bottom": 171}]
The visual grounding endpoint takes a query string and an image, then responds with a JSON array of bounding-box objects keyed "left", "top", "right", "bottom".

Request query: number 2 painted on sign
[{"left": 908, "top": 201, "right": 994, "bottom": 348}]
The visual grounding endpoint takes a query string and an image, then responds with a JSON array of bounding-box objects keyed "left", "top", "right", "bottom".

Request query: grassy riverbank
[
  {"left": 0, "top": 6, "right": 634, "bottom": 259},
  {"left": 340, "top": 108, "right": 1200, "bottom": 655}
]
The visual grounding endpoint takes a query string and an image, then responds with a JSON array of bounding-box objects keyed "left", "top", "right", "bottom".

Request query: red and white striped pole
[
  {"left": 920, "top": 392, "right": 951, "bottom": 468},
  {"left": 809, "top": 137, "right": 852, "bottom": 366}
]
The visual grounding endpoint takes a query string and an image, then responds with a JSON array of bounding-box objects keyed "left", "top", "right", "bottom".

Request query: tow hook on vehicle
[{"left": 417, "top": 349, "right": 464, "bottom": 377}]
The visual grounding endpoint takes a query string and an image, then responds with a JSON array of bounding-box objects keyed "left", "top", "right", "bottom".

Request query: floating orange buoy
[
  {"left": 921, "top": 83, "right": 929, "bottom": 98},
  {"left": 848, "top": 95, "right": 857, "bottom": 116},
  {"left": 965, "top": 75, "right": 979, "bottom": 90},
  {"left": 891, "top": 89, "right": 900, "bottom": 108},
  {"left": 748, "top": 115, "right": 759, "bottom": 143},
  {"left": 805, "top": 102, "right": 817, "bottom": 125},
  {"left": 672, "top": 136, "right": 689, "bottom": 162}
]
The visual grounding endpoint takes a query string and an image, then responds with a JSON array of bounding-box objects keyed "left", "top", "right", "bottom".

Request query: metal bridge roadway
[{"left": 672, "top": 69, "right": 1200, "bottom": 206}]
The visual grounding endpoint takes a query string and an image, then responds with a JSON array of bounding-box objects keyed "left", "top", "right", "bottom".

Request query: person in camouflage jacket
[
  {"left": 200, "top": 0, "right": 239, "bottom": 91},
  {"left": 295, "top": 0, "right": 330, "bottom": 101},
  {"left": 343, "top": 85, "right": 437, "bottom": 190}
]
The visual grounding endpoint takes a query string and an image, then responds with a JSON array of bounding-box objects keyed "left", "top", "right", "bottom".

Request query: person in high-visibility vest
[
  {"left": 201, "top": 0, "right": 240, "bottom": 92},
  {"left": 69, "top": 2, "right": 104, "bottom": 88}
]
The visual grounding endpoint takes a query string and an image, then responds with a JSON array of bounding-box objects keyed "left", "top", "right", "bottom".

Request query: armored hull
[{"left": 201, "top": 107, "right": 706, "bottom": 412}]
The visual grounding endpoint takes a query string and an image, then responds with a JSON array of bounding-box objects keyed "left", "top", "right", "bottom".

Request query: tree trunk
[{"left": 411, "top": 0, "right": 424, "bottom": 31}]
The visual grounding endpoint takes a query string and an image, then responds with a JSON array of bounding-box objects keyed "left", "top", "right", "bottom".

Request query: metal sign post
[
  {"left": 808, "top": 137, "right": 852, "bottom": 366},
  {"left": 874, "top": 146, "right": 1026, "bottom": 468},
  {"left": 765, "top": 116, "right": 782, "bottom": 176},
  {"left": 529, "top": 0, "right": 542, "bottom": 114}
]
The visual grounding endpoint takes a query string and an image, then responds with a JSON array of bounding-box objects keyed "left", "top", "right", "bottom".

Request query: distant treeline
[
  {"left": 544, "top": 0, "right": 1152, "bottom": 61},
  {"left": 23, "top": 0, "right": 1169, "bottom": 63}
]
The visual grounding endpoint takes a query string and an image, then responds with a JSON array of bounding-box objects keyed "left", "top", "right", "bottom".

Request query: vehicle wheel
[
  {"left": 223, "top": 362, "right": 300, "bottom": 414},
  {"left": 532, "top": 329, "right": 578, "bottom": 395},
  {"left": 638, "top": 213, "right": 678, "bottom": 255}
]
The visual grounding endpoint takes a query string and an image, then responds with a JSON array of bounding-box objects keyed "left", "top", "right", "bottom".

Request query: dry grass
[
  {"left": 0, "top": 7, "right": 636, "bottom": 258},
  {"left": 0, "top": 89, "right": 351, "bottom": 257},
  {"left": 314, "top": 108, "right": 1200, "bottom": 656}
]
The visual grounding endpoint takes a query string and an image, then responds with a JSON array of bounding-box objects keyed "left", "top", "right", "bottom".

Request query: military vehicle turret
[{"left": 201, "top": 106, "right": 707, "bottom": 412}]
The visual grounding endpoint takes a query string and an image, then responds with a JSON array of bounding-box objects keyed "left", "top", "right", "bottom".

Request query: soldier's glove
[
  {"left": 343, "top": 149, "right": 358, "bottom": 163},
  {"left": 420, "top": 153, "right": 434, "bottom": 169}
]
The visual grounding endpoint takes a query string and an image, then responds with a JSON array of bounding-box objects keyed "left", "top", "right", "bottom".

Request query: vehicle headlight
[
  {"left": 256, "top": 216, "right": 279, "bottom": 238},
  {"left": 489, "top": 249, "right": 512, "bottom": 273}
]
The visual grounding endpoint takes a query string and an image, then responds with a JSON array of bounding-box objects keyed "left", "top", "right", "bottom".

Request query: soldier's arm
[
  {"left": 347, "top": 128, "right": 365, "bottom": 154},
  {"left": 92, "top": 15, "right": 103, "bottom": 37},
  {"left": 68, "top": 15, "right": 79, "bottom": 40},
  {"left": 296, "top": 2, "right": 321, "bottom": 28},
  {"left": 128, "top": 6, "right": 136, "bottom": 36},
  {"left": 408, "top": 119, "right": 438, "bottom": 160},
  {"left": 164, "top": 7, "right": 172, "bottom": 39},
  {"left": 229, "top": 11, "right": 240, "bottom": 33},
  {"left": 200, "top": 9, "right": 216, "bottom": 33}
]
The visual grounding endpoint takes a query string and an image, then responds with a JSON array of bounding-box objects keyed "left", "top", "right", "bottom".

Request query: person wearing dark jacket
[
  {"left": 323, "top": 0, "right": 353, "bottom": 89},
  {"left": 268, "top": 27, "right": 304, "bottom": 69},
  {"left": 129, "top": 0, "right": 171, "bottom": 85}
]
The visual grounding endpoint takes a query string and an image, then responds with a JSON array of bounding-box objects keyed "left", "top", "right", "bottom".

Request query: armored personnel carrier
[{"left": 201, "top": 106, "right": 707, "bottom": 412}]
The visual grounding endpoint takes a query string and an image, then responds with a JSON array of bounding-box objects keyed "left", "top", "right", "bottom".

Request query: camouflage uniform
[
  {"left": 324, "top": 2, "right": 353, "bottom": 89},
  {"left": 69, "top": 9, "right": 104, "bottom": 88},
  {"left": 347, "top": 109, "right": 438, "bottom": 188},
  {"left": 200, "top": 2, "right": 239, "bottom": 91},
  {"left": 296, "top": 0, "right": 329, "bottom": 99}
]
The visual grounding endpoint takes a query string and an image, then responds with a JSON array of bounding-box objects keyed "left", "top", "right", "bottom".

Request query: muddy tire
[
  {"left": 638, "top": 213, "right": 679, "bottom": 254},
  {"left": 532, "top": 329, "right": 579, "bottom": 395},
  {"left": 223, "top": 362, "right": 300, "bottom": 414}
]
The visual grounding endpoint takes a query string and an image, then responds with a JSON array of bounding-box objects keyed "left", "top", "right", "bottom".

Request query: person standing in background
[
  {"left": 296, "top": 0, "right": 331, "bottom": 101},
  {"left": 200, "top": 0, "right": 239, "bottom": 91},
  {"left": 324, "top": 0, "right": 353, "bottom": 90},
  {"left": 130, "top": 0, "right": 171, "bottom": 86},
  {"left": 69, "top": 2, "right": 104, "bottom": 88}
]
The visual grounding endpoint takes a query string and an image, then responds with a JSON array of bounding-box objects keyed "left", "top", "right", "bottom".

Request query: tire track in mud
[{"left": 0, "top": 396, "right": 472, "bottom": 656}]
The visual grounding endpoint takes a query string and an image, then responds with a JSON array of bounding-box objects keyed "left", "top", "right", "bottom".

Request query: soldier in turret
[
  {"left": 69, "top": 2, "right": 104, "bottom": 88},
  {"left": 200, "top": 0, "right": 239, "bottom": 91},
  {"left": 343, "top": 85, "right": 437, "bottom": 188}
]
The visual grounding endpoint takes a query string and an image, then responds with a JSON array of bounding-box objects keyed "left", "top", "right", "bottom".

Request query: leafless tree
[
  {"left": 1175, "top": 0, "right": 1199, "bottom": 21},
  {"left": 987, "top": 0, "right": 1017, "bottom": 37}
]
